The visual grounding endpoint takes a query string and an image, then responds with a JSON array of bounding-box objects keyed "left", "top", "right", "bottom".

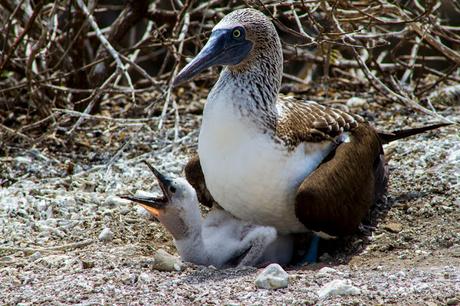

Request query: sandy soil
[{"left": 1, "top": 97, "right": 459, "bottom": 305}]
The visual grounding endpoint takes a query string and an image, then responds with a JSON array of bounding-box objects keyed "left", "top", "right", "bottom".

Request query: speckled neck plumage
[
  {"left": 208, "top": 68, "right": 278, "bottom": 131},
  {"left": 206, "top": 8, "right": 364, "bottom": 150}
]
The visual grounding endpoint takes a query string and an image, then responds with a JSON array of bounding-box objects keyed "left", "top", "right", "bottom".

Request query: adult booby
[
  {"left": 123, "top": 161, "right": 293, "bottom": 268},
  {"left": 174, "top": 9, "right": 448, "bottom": 239}
]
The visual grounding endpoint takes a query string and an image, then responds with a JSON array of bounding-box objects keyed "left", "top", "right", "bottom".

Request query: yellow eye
[{"left": 232, "top": 29, "right": 241, "bottom": 38}]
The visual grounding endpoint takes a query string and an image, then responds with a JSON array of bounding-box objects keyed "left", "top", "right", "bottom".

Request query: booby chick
[
  {"left": 174, "top": 8, "right": 449, "bottom": 242},
  {"left": 123, "top": 161, "right": 293, "bottom": 268}
]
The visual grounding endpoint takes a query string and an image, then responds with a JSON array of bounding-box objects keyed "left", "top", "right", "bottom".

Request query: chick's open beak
[
  {"left": 119, "top": 161, "right": 174, "bottom": 218},
  {"left": 119, "top": 195, "right": 166, "bottom": 218},
  {"left": 142, "top": 160, "right": 174, "bottom": 198}
]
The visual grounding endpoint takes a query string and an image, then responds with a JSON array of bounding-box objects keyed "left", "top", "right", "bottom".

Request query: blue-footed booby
[
  {"left": 122, "top": 161, "right": 293, "bottom": 268},
  {"left": 174, "top": 9, "right": 449, "bottom": 240}
]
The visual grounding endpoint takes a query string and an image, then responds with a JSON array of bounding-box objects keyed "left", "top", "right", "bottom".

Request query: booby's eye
[
  {"left": 232, "top": 28, "right": 242, "bottom": 39},
  {"left": 169, "top": 186, "right": 176, "bottom": 193}
]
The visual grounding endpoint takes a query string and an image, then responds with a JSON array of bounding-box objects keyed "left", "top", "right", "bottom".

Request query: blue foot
[{"left": 303, "top": 234, "right": 320, "bottom": 264}]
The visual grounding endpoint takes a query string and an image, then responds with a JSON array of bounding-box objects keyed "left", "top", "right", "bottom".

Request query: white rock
[
  {"left": 318, "top": 279, "right": 361, "bottom": 299},
  {"left": 104, "top": 195, "right": 131, "bottom": 207},
  {"left": 38, "top": 254, "right": 73, "bottom": 268},
  {"left": 36, "top": 200, "right": 48, "bottom": 212},
  {"left": 316, "top": 267, "right": 341, "bottom": 277},
  {"left": 136, "top": 206, "right": 155, "bottom": 220},
  {"left": 134, "top": 190, "right": 158, "bottom": 198},
  {"left": 30, "top": 251, "right": 42, "bottom": 261},
  {"left": 346, "top": 97, "right": 368, "bottom": 109},
  {"left": 151, "top": 249, "right": 183, "bottom": 272},
  {"left": 413, "top": 282, "right": 430, "bottom": 293},
  {"left": 56, "top": 196, "right": 77, "bottom": 208},
  {"left": 15, "top": 156, "right": 32, "bottom": 164},
  {"left": 1, "top": 197, "right": 19, "bottom": 214},
  {"left": 391, "top": 271, "right": 406, "bottom": 279},
  {"left": 138, "top": 272, "right": 152, "bottom": 284},
  {"left": 255, "top": 263, "right": 289, "bottom": 289},
  {"left": 448, "top": 145, "right": 460, "bottom": 162},
  {"left": 98, "top": 227, "right": 114, "bottom": 242}
]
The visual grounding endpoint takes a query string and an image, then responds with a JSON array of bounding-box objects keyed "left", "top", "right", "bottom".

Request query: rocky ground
[{"left": 1, "top": 95, "right": 459, "bottom": 305}]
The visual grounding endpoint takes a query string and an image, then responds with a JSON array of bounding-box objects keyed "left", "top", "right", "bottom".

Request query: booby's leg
[{"left": 302, "top": 234, "right": 320, "bottom": 264}]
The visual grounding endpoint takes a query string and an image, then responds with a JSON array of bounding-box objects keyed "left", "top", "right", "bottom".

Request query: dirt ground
[{"left": 0, "top": 94, "right": 459, "bottom": 305}]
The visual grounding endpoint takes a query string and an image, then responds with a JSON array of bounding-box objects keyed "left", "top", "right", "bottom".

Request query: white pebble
[
  {"left": 255, "top": 263, "right": 289, "bottom": 289},
  {"left": 30, "top": 251, "right": 42, "bottom": 261},
  {"left": 316, "top": 267, "right": 340, "bottom": 277},
  {"left": 38, "top": 254, "right": 73, "bottom": 268},
  {"left": 57, "top": 196, "right": 77, "bottom": 208},
  {"left": 413, "top": 283, "right": 430, "bottom": 293},
  {"left": 36, "top": 200, "right": 48, "bottom": 212},
  {"left": 448, "top": 146, "right": 460, "bottom": 162},
  {"left": 151, "top": 249, "right": 183, "bottom": 272},
  {"left": 318, "top": 279, "right": 361, "bottom": 299},
  {"left": 136, "top": 206, "right": 155, "bottom": 220},
  {"left": 98, "top": 227, "right": 114, "bottom": 242},
  {"left": 134, "top": 190, "right": 158, "bottom": 198},
  {"left": 346, "top": 97, "right": 368, "bottom": 109},
  {"left": 15, "top": 156, "right": 32, "bottom": 164},
  {"left": 104, "top": 195, "right": 131, "bottom": 207},
  {"left": 138, "top": 272, "right": 152, "bottom": 284}
]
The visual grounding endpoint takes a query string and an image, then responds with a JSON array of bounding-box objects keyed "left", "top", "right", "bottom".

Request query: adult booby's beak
[
  {"left": 173, "top": 29, "right": 253, "bottom": 86},
  {"left": 120, "top": 161, "right": 174, "bottom": 218}
]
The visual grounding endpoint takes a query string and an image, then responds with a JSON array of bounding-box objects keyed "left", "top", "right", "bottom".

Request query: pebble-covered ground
[{"left": 1, "top": 97, "right": 459, "bottom": 305}]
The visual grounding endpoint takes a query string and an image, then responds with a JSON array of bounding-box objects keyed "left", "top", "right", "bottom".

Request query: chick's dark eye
[
  {"left": 232, "top": 28, "right": 242, "bottom": 39},
  {"left": 169, "top": 186, "right": 176, "bottom": 193}
]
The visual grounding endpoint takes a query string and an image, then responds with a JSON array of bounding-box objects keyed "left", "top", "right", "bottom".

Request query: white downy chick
[{"left": 123, "top": 161, "right": 293, "bottom": 268}]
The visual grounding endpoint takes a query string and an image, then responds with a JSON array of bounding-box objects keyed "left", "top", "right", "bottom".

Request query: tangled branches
[{"left": 0, "top": 0, "right": 459, "bottom": 146}]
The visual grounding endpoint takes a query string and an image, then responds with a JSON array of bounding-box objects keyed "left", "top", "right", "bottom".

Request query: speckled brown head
[{"left": 173, "top": 8, "right": 283, "bottom": 86}]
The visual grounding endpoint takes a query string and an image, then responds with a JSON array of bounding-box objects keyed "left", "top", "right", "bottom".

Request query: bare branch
[{"left": 76, "top": 0, "right": 135, "bottom": 103}]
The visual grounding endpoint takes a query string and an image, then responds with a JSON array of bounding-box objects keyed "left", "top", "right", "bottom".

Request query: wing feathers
[
  {"left": 294, "top": 124, "right": 385, "bottom": 236},
  {"left": 276, "top": 98, "right": 363, "bottom": 147},
  {"left": 184, "top": 155, "right": 217, "bottom": 208}
]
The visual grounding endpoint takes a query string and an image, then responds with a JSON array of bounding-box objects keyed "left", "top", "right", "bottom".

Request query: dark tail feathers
[{"left": 378, "top": 123, "right": 451, "bottom": 144}]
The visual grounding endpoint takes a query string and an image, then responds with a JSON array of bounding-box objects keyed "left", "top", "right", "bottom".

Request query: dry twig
[{"left": 1, "top": 0, "right": 459, "bottom": 151}]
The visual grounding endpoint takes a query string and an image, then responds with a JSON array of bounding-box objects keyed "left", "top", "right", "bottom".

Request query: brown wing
[
  {"left": 184, "top": 155, "right": 217, "bottom": 208},
  {"left": 294, "top": 124, "right": 387, "bottom": 237},
  {"left": 275, "top": 98, "right": 365, "bottom": 148}
]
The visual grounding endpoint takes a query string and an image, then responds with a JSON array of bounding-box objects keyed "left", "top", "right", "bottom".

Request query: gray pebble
[
  {"left": 138, "top": 272, "right": 152, "bottom": 284},
  {"left": 151, "top": 249, "right": 183, "bottom": 272},
  {"left": 316, "top": 267, "right": 342, "bottom": 277},
  {"left": 346, "top": 97, "right": 368, "bottom": 109},
  {"left": 318, "top": 279, "right": 361, "bottom": 299},
  {"left": 39, "top": 254, "right": 73, "bottom": 269},
  {"left": 104, "top": 195, "right": 131, "bottom": 207},
  {"left": 255, "top": 263, "right": 289, "bottom": 289},
  {"left": 98, "top": 227, "right": 114, "bottom": 242},
  {"left": 30, "top": 251, "right": 42, "bottom": 261},
  {"left": 136, "top": 205, "right": 155, "bottom": 220},
  {"left": 15, "top": 156, "right": 32, "bottom": 164}
]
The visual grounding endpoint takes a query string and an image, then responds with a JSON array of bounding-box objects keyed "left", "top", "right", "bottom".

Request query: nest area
[
  {"left": 0, "top": 0, "right": 459, "bottom": 161},
  {"left": 0, "top": 3, "right": 459, "bottom": 303}
]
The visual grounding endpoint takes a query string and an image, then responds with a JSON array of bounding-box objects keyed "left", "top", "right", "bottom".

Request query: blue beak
[{"left": 173, "top": 29, "right": 252, "bottom": 86}]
